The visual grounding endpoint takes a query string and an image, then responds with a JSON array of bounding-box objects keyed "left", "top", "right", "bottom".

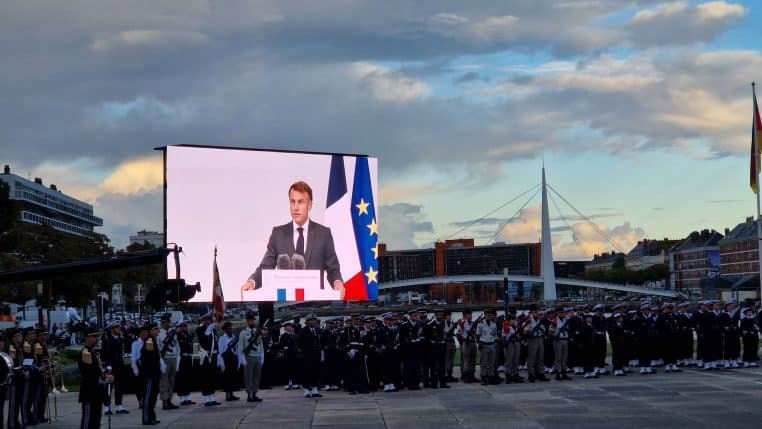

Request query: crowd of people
[{"left": 7, "top": 299, "right": 760, "bottom": 428}]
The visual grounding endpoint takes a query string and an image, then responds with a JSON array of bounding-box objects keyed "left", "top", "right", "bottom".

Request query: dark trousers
[
  {"left": 594, "top": 333, "right": 607, "bottom": 368},
  {"left": 8, "top": 381, "right": 21, "bottom": 429},
  {"left": 200, "top": 356, "right": 217, "bottom": 396},
  {"left": 742, "top": 334, "right": 759, "bottom": 362},
  {"left": 724, "top": 332, "right": 740, "bottom": 360},
  {"left": 222, "top": 354, "right": 238, "bottom": 394},
  {"left": 175, "top": 357, "right": 193, "bottom": 396},
  {"left": 34, "top": 375, "right": 47, "bottom": 421},
  {"left": 0, "top": 384, "right": 6, "bottom": 429},
  {"left": 403, "top": 343, "right": 422, "bottom": 389},
  {"left": 611, "top": 343, "right": 626, "bottom": 371},
  {"left": 426, "top": 344, "right": 446, "bottom": 388},
  {"left": 381, "top": 349, "right": 401, "bottom": 386},
  {"left": 344, "top": 350, "right": 368, "bottom": 393},
  {"left": 21, "top": 376, "right": 35, "bottom": 426},
  {"left": 141, "top": 375, "right": 159, "bottom": 424},
  {"left": 80, "top": 399, "right": 102, "bottom": 429},
  {"left": 301, "top": 351, "right": 322, "bottom": 390},
  {"left": 321, "top": 350, "right": 341, "bottom": 387},
  {"left": 112, "top": 365, "right": 126, "bottom": 406}
]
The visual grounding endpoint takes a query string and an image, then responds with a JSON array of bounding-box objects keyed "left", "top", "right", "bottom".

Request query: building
[
  {"left": 669, "top": 229, "right": 723, "bottom": 294},
  {"left": 377, "top": 243, "right": 435, "bottom": 283},
  {"left": 0, "top": 165, "right": 103, "bottom": 238},
  {"left": 585, "top": 252, "right": 624, "bottom": 273},
  {"left": 719, "top": 216, "right": 760, "bottom": 278},
  {"left": 129, "top": 230, "right": 165, "bottom": 248},
  {"left": 625, "top": 238, "right": 679, "bottom": 271}
]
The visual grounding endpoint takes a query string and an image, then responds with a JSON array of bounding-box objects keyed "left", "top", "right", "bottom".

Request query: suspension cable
[
  {"left": 490, "top": 185, "right": 542, "bottom": 243},
  {"left": 446, "top": 183, "right": 540, "bottom": 240}
]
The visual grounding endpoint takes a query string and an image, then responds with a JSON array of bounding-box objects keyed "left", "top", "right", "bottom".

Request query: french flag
[{"left": 324, "top": 155, "right": 379, "bottom": 300}]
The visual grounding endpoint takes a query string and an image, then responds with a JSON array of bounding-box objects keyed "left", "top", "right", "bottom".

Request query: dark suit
[{"left": 249, "top": 220, "right": 342, "bottom": 288}]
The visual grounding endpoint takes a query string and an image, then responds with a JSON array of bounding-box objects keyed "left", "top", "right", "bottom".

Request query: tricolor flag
[
  {"left": 212, "top": 247, "right": 226, "bottom": 321},
  {"left": 751, "top": 84, "right": 762, "bottom": 193},
  {"left": 324, "top": 156, "right": 379, "bottom": 300}
]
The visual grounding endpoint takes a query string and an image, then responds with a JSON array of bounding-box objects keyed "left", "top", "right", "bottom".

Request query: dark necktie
[{"left": 296, "top": 227, "right": 305, "bottom": 255}]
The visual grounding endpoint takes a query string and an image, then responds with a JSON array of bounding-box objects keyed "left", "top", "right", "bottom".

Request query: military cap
[
  {"left": 349, "top": 313, "right": 361, "bottom": 319},
  {"left": 107, "top": 320, "right": 121, "bottom": 329},
  {"left": 575, "top": 304, "right": 587, "bottom": 310},
  {"left": 407, "top": 310, "right": 418, "bottom": 315},
  {"left": 584, "top": 312, "right": 594, "bottom": 318},
  {"left": 382, "top": 313, "right": 395, "bottom": 320},
  {"left": 545, "top": 308, "right": 556, "bottom": 316},
  {"left": 245, "top": 311, "right": 257, "bottom": 320},
  {"left": 627, "top": 310, "right": 638, "bottom": 315},
  {"left": 85, "top": 326, "right": 101, "bottom": 337},
  {"left": 282, "top": 321, "right": 293, "bottom": 327},
  {"left": 200, "top": 311, "right": 214, "bottom": 321},
  {"left": 21, "top": 327, "right": 34, "bottom": 335},
  {"left": 484, "top": 309, "right": 496, "bottom": 315},
  {"left": 564, "top": 307, "right": 574, "bottom": 312},
  {"left": 160, "top": 313, "right": 172, "bottom": 322},
  {"left": 272, "top": 319, "right": 282, "bottom": 325},
  {"left": 640, "top": 303, "right": 651, "bottom": 310},
  {"left": 222, "top": 321, "right": 233, "bottom": 330},
  {"left": 434, "top": 308, "right": 445, "bottom": 314},
  {"left": 9, "top": 328, "right": 21, "bottom": 337},
  {"left": 176, "top": 319, "right": 189, "bottom": 327},
  {"left": 678, "top": 302, "right": 690, "bottom": 308},
  {"left": 650, "top": 306, "right": 659, "bottom": 312},
  {"left": 613, "top": 313, "right": 623, "bottom": 319},
  {"left": 593, "top": 304, "right": 605, "bottom": 311},
  {"left": 305, "top": 314, "right": 318, "bottom": 322},
  {"left": 416, "top": 307, "right": 427, "bottom": 312},
  {"left": 612, "top": 303, "right": 626, "bottom": 310}
]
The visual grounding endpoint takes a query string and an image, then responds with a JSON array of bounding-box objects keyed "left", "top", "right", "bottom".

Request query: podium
[{"left": 253, "top": 269, "right": 341, "bottom": 301}]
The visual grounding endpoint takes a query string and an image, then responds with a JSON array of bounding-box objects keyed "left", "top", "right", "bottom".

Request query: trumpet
[
  {"left": 42, "top": 355, "right": 58, "bottom": 422},
  {"left": 50, "top": 353, "right": 68, "bottom": 394}
]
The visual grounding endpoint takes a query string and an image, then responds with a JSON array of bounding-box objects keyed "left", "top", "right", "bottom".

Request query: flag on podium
[
  {"left": 750, "top": 83, "right": 762, "bottom": 193},
  {"left": 212, "top": 246, "right": 225, "bottom": 322}
]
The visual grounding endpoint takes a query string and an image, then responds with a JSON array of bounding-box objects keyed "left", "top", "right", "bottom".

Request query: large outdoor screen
[{"left": 165, "top": 145, "right": 379, "bottom": 302}]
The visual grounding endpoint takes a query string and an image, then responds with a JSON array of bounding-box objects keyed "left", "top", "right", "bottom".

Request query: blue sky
[{"left": 1, "top": 0, "right": 760, "bottom": 258}]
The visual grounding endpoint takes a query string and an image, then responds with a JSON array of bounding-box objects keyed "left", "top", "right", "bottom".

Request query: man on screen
[{"left": 240, "top": 181, "right": 345, "bottom": 298}]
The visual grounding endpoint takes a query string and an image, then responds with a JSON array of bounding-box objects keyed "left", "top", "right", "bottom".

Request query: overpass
[{"left": 378, "top": 274, "right": 679, "bottom": 298}]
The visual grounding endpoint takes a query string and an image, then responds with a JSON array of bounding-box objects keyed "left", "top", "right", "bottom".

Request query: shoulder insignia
[
  {"left": 34, "top": 343, "right": 43, "bottom": 355},
  {"left": 23, "top": 342, "right": 31, "bottom": 354},
  {"left": 146, "top": 338, "right": 154, "bottom": 351},
  {"left": 82, "top": 349, "right": 92, "bottom": 365}
]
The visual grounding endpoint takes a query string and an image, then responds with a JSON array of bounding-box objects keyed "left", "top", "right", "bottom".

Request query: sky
[{"left": 1, "top": 0, "right": 760, "bottom": 260}]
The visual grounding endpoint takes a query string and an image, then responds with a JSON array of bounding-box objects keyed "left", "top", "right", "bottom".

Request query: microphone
[
  {"left": 291, "top": 254, "right": 305, "bottom": 270},
  {"left": 276, "top": 254, "right": 292, "bottom": 270}
]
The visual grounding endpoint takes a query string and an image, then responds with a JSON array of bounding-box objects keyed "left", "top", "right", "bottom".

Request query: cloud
[
  {"left": 454, "top": 71, "right": 490, "bottom": 85},
  {"left": 379, "top": 203, "right": 435, "bottom": 249},
  {"left": 90, "top": 30, "right": 209, "bottom": 54},
  {"left": 494, "top": 205, "right": 645, "bottom": 259},
  {"left": 625, "top": 1, "right": 745, "bottom": 47},
  {"left": 94, "top": 189, "right": 163, "bottom": 249},
  {"left": 350, "top": 63, "right": 431, "bottom": 103}
]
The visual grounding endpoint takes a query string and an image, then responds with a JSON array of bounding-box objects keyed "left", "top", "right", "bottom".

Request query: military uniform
[
  {"left": 217, "top": 322, "right": 241, "bottom": 401},
  {"left": 523, "top": 310, "right": 549, "bottom": 382},
  {"left": 379, "top": 313, "right": 401, "bottom": 392},
  {"left": 278, "top": 324, "right": 299, "bottom": 389},
  {"left": 100, "top": 322, "right": 129, "bottom": 414},
  {"left": 78, "top": 328, "right": 109, "bottom": 429},
  {"left": 720, "top": 304, "right": 741, "bottom": 368},
  {"left": 592, "top": 305, "right": 608, "bottom": 375},
  {"left": 423, "top": 310, "right": 449, "bottom": 389},
  {"left": 399, "top": 313, "right": 424, "bottom": 390},
  {"left": 196, "top": 314, "right": 221, "bottom": 406},
  {"left": 456, "top": 313, "right": 478, "bottom": 382},
  {"left": 609, "top": 313, "right": 627, "bottom": 376},
  {"left": 443, "top": 314, "right": 458, "bottom": 382},
  {"left": 136, "top": 324, "right": 163, "bottom": 425},
  {"left": 552, "top": 310, "right": 572, "bottom": 380},
  {"left": 339, "top": 316, "right": 369, "bottom": 394},
  {"left": 33, "top": 330, "right": 50, "bottom": 422},
  {"left": 476, "top": 310, "right": 500, "bottom": 385},
  {"left": 237, "top": 316, "right": 264, "bottom": 402},
  {"left": 579, "top": 314, "right": 597, "bottom": 378},
  {"left": 8, "top": 329, "right": 25, "bottom": 429},
  {"left": 174, "top": 320, "right": 196, "bottom": 405},
  {"left": 501, "top": 316, "right": 523, "bottom": 383},
  {"left": 20, "top": 328, "right": 39, "bottom": 425},
  {"left": 157, "top": 317, "right": 180, "bottom": 409},
  {"left": 297, "top": 316, "right": 324, "bottom": 398},
  {"left": 320, "top": 320, "right": 342, "bottom": 391},
  {"left": 740, "top": 309, "right": 760, "bottom": 367}
]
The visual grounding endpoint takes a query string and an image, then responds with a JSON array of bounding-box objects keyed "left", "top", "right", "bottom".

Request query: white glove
[
  {"left": 133, "top": 368, "right": 139, "bottom": 377},
  {"left": 218, "top": 362, "right": 225, "bottom": 372},
  {"left": 348, "top": 349, "right": 356, "bottom": 359},
  {"left": 320, "top": 350, "right": 325, "bottom": 363}
]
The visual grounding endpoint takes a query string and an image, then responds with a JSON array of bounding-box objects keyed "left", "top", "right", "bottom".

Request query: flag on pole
[
  {"left": 750, "top": 84, "right": 762, "bottom": 193},
  {"left": 324, "top": 155, "right": 379, "bottom": 300},
  {"left": 212, "top": 246, "right": 225, "bottom": 321}
]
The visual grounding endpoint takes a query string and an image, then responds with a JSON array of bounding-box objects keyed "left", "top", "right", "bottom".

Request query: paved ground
[{"left": 44, "top": 366, "right": 762, "bottom": 429}]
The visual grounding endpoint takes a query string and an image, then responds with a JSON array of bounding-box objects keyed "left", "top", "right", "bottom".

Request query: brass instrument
[{"left": 45, "top": 354, "right": 62, "bottom": 422}]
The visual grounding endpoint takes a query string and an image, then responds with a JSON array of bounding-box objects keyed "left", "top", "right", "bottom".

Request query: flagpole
[{"left": 754, "top": 82, "right": 762, "bottom": 302}]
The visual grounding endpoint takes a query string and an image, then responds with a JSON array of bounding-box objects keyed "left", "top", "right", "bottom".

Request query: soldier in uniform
[
  {"left": 173, "top": 320, "right": 196, "bottom": 406},
  {"left": 701, "top": 301, "right": 723, "bottom": 370},
  {"left": 297, "top": 315, "right": 324, "bottom": 398},
  {"left": 636, "top": 304, "right": 655, "bottom": 374},
  {"left": 33, "top": 328, "right": 50, "bottom": 423},
  {"left": 237, "top": 311, "right": 264, "bottom": 402},
  {"left": 720, "top": 301, "right": 741, "bottom": 368},
  {"left": 196, "top": 313, "right": 222, "bottom": 406},
  {"left": 364, "top": 317, "right": 383, "bottom": 391},
  {"left": 552, "top": 308, "right": 572, "bottom": 381},
  {"left": 694, "top": 301, "right": 709, "bottom": 367},
  {"left": 8, "top": 328, "right": 25, "bottom": 429},
  {"left": 568, "top": 307, "right": 584, "bottom": 375},
  {"left": 100, "top": 321, "right": 129, "bottom": 415},
  {"left": 675, "top": 303, "right": 695, "bottom": 366},
  {"left": 523, "top": 306, "right": 549, "bottom": 382},
  {"left": 501, "top": 314, "right": 523, "bottom": 383},
  {"left": 20, "top": 326, "right": 40, "bottom": 425},
  {"left": 278, "top": 321, "right": 299, "bottom": 390},
  {"left": 0, "top": 335, "right": 8, "bottom": 427},
  {"left": 136, "top": 323, "right": 163, "bottom": 425},
  {"left": 657, "top": 304, "right": 681, "bottom": 373},
  {"left": 320, "top": 318, "right": 342, "bottom": 391},
  {"left": 379, "top": 313, "right": 401, "bottom": 392},
  {"left": 592, "top": 304, "right": 608, "bottom": 375},
  {"left": 217, "top": 322, "right": 241, "bottom": 401},
  {"left": 740, "top": 307, "right": 760, "bottom": 367},
  {"left": 423, "top": 309, "right": 449, "bottom": 389},
  {"left": 456, "top": 310, "right": 478, "bottom": 383},
  {"left": 78, "top": 327, "right": 113, "bottom": 429},
  {"left": 443, "top": 311, "right": 458, "bottom": 383},
  {"left": 130, "top": 324, "right": 148, "bottom": 408},
  {"left": 157, "top": 314, "right": 180, "bottom": 410},
  {"left": 624, "top": 310, "right": 639, "bottom": 372},
  {"left": 339, "top": 314, "right": 368, "bottom": 394},
  {"left": 477, "top": 309, "right": 500, "bottom": 385},
  {"left": 578, "top": 313, "right": 597, "bottom": 379},
  {"left": 259, "top": 324, "right": 276, "bottom": 390},
  {"left": 399, "top": 310, "right": 423, "bottom": 390},
  {"left": 609, "top": 312, "right": 627, "bottom": 376}
]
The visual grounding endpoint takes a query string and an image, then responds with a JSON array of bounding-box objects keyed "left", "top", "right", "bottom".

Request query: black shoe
[
  {"left": 440, "top": 384, "right": 451, "bottom": 388},
  {"left": 105, "top": 411, "right": 113, "bottom": 416},
  {"left": 512, "top": 375, "right": 525, "bottom": 383},
  {"left": 225, "top": 395, "right": 240, "bottom": 402},
  {"left": 349, "top": 391, "right": 357, "bottom": 395},
  {"left": 312, "top": 392, "right": 323, "bottom": 398},
  {"left": 248, "top": 395, "right": 262, "bottom": 402},
  {"left": 116, "top": 409, "right": 130, "bottom": 414},
  {"left": 528, "top": 376, "right": 535, "bottom": 383},
  {"left": 480, "top": 380, "right": 489, "bottom": 385},
  {"left": 211, "top": 400, "right": 222, "bottom": 406}
]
